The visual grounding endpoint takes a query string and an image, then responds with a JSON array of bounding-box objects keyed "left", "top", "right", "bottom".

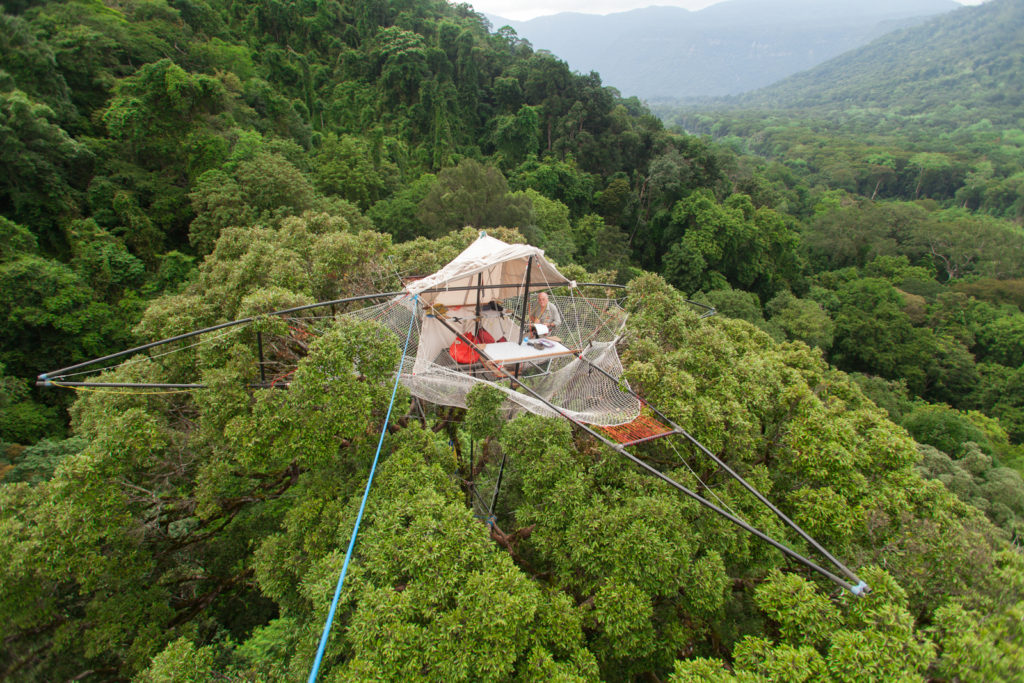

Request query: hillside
[
  {"left": 494, "top": 0, "right": 958, "bottom": 99},
  {"left": 655, "top": 0, "right": 1024, "bottom": 216},
  {"left": 732, "top": 0, "right": 1023, "bottom": 124}
]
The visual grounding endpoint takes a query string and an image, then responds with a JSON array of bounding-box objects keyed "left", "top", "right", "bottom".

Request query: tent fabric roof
[{"left": 404, "top": 234, "right": 570, "bottom": 307}]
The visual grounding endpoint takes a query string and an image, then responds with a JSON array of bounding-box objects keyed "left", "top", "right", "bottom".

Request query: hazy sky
[{"left": 468, "top": 0, "right": 986, "bottom": 22}]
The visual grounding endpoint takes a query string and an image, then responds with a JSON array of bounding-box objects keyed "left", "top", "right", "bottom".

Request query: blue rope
[{"left": 308, "top": 297, "right": 417, "bottom": 683}]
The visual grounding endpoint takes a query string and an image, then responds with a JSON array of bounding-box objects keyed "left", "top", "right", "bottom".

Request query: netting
[{"left": 346, "top": 293, "right": 642, "bottom": 427}]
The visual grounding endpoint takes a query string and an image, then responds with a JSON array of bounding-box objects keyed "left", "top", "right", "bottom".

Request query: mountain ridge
[
  {"left": 491, "top": 0, "right": 960, "bottom": 99},
  {"left": 699, "top": 0, "right": 1023, "bottom": 127}
]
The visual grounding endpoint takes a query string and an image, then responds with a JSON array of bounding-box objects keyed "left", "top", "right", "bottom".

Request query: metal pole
[
  {"left": 475, "top": 273, "right": 483, "bottom": 337},
  {"left": 608, "top": 440, "right": 854, "bottom": 592},
  {"left": 41, "top": 291, "right": 403, "bottom": 380},
  {"left": 42, "top": 319, "right": 253, "bottom": 380},
  {"left": 577, "top": 282, "right": 625, "bottom": 289},
  {"left": 39, "top": 381, "right": 207, "bottom": 389},
  {"left": 41, "top": 287, "right": 628, "bottom": 381},
  {"left": 256, "top": 332, "right": 266, "bottom": 384},
  {"left": 573, "top": 353, "right": 864, "bottom": 587},
  {"left": 488, "top": 452, "right": 508, "bottom": 519},
  {"left": 409, "top": 279, "right": 570, "bottom": 295},
  {"left": 455, "top": 339, "right": 858, "bottom": 593},
  {"left": 517, "top": 256, "right": 534, "bottom": 346}
]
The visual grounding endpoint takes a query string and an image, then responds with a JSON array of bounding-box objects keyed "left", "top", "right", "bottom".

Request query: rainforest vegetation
[{"left": 1, "top": 0, "right": 1023, "bottom": 680}]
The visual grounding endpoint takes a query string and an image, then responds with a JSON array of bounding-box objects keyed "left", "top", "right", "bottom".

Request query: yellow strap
[{"left": 50, "top": 381, "right": 196, "bottom": 396}]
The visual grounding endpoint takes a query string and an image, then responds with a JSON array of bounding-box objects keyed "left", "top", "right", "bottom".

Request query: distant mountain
[
  {"left": 729, "top": 0, "right": 1022, "bottom": 123},
  {"left": 490, "top": 0, "right": 960, "bottom": 100}
]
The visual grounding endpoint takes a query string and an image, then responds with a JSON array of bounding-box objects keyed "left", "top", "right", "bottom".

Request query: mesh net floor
[
  {"left": 597, "top": 412, "right": 676, "bottom": 445},
  {"left": 347, "top": 294, "right": 642, "bottom": 427}
]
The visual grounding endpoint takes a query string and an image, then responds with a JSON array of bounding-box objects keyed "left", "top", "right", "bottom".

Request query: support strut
[{"left": 429, "top": 311, "right": 868, "bottom": 595}]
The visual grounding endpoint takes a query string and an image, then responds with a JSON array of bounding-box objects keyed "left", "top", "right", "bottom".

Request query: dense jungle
[{"left": 1, "top": 0, "right": 1022, "bottom": 680}]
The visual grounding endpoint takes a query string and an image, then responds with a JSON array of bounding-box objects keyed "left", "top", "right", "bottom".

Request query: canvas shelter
[
  {"left": 348, "top": 233, "right": 642, "bottom": 426},
  {"left": 405, "top": 234, "right": 571, "bottom": 373},
  {"left": 404, "top": 234, "right": 571, "bottom": 307}
]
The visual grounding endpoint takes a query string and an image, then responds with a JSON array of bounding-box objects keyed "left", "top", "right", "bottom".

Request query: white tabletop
[{"left": 480, "top": 340, "right": 574, "bottom": 363}]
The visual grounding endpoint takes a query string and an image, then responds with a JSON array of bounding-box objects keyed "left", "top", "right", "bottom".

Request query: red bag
[
  {"left": 477, "top": 328, "right": 495, "bottom": 344},
  {"left": 449, "top": 332, "right": 480, "bottom": 364}
]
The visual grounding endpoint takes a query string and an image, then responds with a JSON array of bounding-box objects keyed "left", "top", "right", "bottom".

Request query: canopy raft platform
[{"left": 37, "top": 233, "right": 868, "bottom": 601}]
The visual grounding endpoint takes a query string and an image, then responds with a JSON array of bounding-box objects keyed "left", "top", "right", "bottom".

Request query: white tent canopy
[
  {"left": 404, "top": 233, "right": 570, "bottom": 307},
  {"left": 350, "top": 233, "right": 640, "bottom": 426}
]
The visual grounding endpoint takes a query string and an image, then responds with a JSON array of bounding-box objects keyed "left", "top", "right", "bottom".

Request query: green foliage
[
  {"left": 518, "top": 188, "right": 575, "bottom": 264},
  {"left": 0, "top": 0, "right": 699, "bottom": 447},
  {"left": 501, "top": 413, "right": 729, "bottom": 679},
  {"left": 509, "top": 155, "right": 596, "bottom": 218},
  {"left": 929, "top": 549, "right": 1024, "bottom": 681},
  {"left": 0, "top": 216, "right": 139, "bottom": 388},
  {"left": 830, "top": 279, "right": 922, "bottom": 380},
  {"left": 753, "top": 570, "right": 841, "bottom": 648},
  {"left": 0, "top": 13, "right": 74, "bottom": 120},
  {"left": 969, "top": 362, "right": 1024, "bottom": 445},
  {"left": 917, "top": 442, "right": 1024, "bottom": 539},
  {"left": 732, "top": 0, "right": 1024, "bottom": 132},
  {"left": 826, "top": 277, "right": 981, "bottom": 404},
  {"left": 1, "top": 436, "right": 86, "bottom": 484},
  {"left": 673, "top": 567, "right": 936, "bottom": 682},
  {"left": 312, "top": 133, "right": 398, "bottom": 211},
  {"left": 848, "top": 373, "right": 909, "bottom": 422},
  {"left": 286, "top": 320, "right": 408, "bottom": 466},
  {"left": 323, "top": 428, "right": 599, "bottom": 681},
  {"left": 765, "top": 291, "right": 834, "bottom": 350},
  {"left": 187, "top": 167, "right": 252, "bottom": 254},
  {"left": 953, "top": 278, "right": 1024, "bottom": 310},
  {"left": 663, "top": 190, "right": 802, "bottom": 298},
  {"left": 733, "top": 636, "right": 826, "bottom": 682},
  {"left": 3, "top": 235, "right": 1019, "bottom": 679},
  {"left": 572, "top": 213, "right": 630, "bottom": 275},
  {"left": 0, "top": 88, "right": 92, "bottom": 245},
  {"left": 491, "top": 104, "right": 540, "bottom": 167},
  {"left": 416, "top": 158, "right": 532, "bottom": 236},
  {"left": 662, "top": 1, "right": 1024, "bottom": 211},
  {"left": 173, "top": 212, "right": 389, "bottom": 327},
  {"left": 702, "top": 288, "right": 766, "bottom": 327},
  {"left": 366, "top": 171, "right": 432, "bottom": 241},
  {"left": 102, "top": 58, "right": 227, "bottom": 169},
  {"left": 0, "top": 361, "right": 59, "bottom": 445},
  {"left": 902, "top": 403, "right": 994, "bottom": 458},
  {"left": 465, "top": 384, "right": 506, "bottom": 443},
  {"left": 622, "top": 274, "right": 1006, "bottom": 621},
  {"left": 234, "top": 150, "right": 316, "bottom": 215},
  {"left": 137, "top": 637, "right": 219, "bottom": 682},
  {"left": 66, "top": 218, "right": 146, "bottom": 297},
  {"left": 976, "top": 313, "right": 1024, "bottom": 368},
  {"left": 916, "top": 210, "right": 1024, "bottom": 282}
]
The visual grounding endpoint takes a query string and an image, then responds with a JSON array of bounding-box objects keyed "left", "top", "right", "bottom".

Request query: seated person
[{"left": 530, "top": 291, "right": 561, "bottom": 338}]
